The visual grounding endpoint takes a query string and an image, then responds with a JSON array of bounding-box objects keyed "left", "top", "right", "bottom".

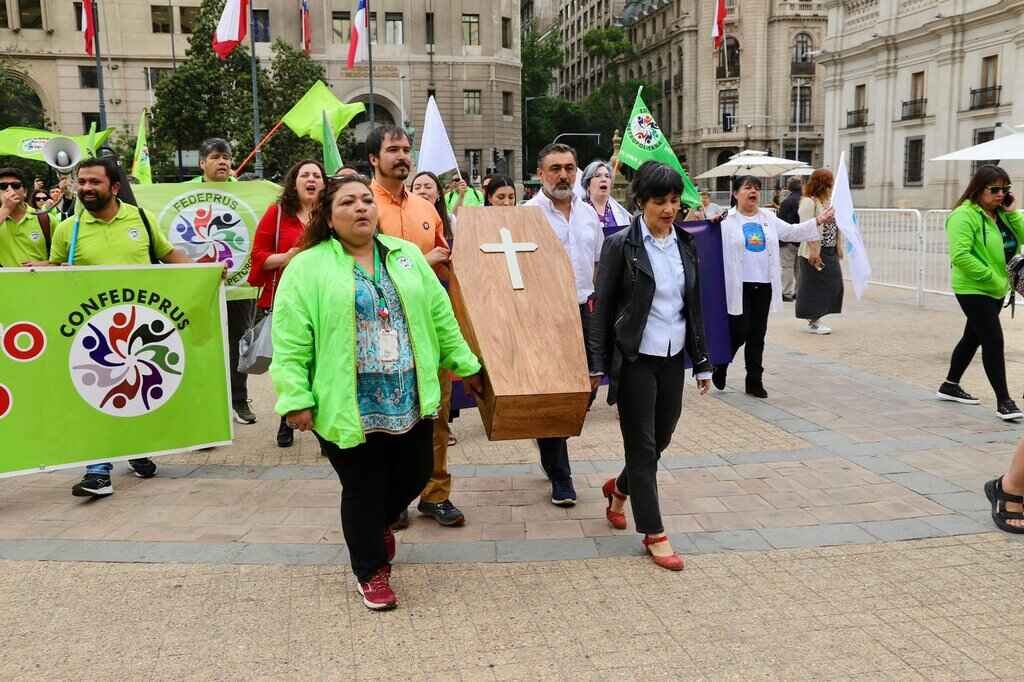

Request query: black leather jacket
[{"left": 588, "top": 215, "right": 712, "bottom": 404}]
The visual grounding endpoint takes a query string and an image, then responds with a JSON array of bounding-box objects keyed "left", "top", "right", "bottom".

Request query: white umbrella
[
  {"left": 696, "top": 149, "right": 806, "bottom": 179},
  {"left": 931, "top": 132, "right": 1024, "bottom": 161},
  {"left": 782, "top": 166, "right": 814, "bottom": 176}
]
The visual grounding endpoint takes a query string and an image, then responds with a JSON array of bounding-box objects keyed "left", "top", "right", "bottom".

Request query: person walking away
[
  {"left": 524, "top": 143, "right": 605, "bottom": 506},
  {"left": 271, "top": 176, "right": 482, "bottom": 610},
  {"left": 796, "top": 170, "right": 844, "bottom": 334},
  {"left": 590, "top": 161, "right": 712, "bottom": 571},
  {"left": 581, "top": 160, "right": 632, "bottom": 229},
  {"left": 938, "top": 164, "right": 1024, "bottom": 421},
  {"left": 0, "top": 167, "right": 51, "bottom": 268},
  {"left": 777, "top": 177, "right": 803, "bottom": 301},
  {"left": 248, "top": 159, "right": 325, "bottom": 447}
]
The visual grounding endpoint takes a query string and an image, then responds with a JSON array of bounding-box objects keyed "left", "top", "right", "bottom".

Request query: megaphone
[{"left": 42, "top": 136, "right": 83, "bottom": 174}]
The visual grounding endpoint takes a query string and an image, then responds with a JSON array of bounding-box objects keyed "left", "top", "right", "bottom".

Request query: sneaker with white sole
[
  {"left": 356, "top": 565, "right": 398, "bottom": 611},
  {"left": 71, "top": 473, "right": 113, "bottom": 498},
  {"left": 997, "top": 400, "right": 1024, "bottom": 421},
  {"left": 807, "top": 321, "right": 832, "bottom": 335},
  {"left": 232, "top": 400, "right": 258, "bottom": 425},
  {"left": 936, "top": 382, "right": 980, "bottom": 405}
]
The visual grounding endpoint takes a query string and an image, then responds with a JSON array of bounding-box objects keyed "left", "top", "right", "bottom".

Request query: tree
[
  {"left": 581, "top": 27, "right": 634, "bottom": 62},
  {"left": 0, "top": 55, "right": 52, "bottom": 182}
]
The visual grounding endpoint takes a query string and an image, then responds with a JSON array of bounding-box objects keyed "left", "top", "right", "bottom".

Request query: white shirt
[
  {"left": 639, "top": 218, "right": 686, "bottom": 357},
  {"left": 525, "top": 190, "right": 604, "bottom": 304},
  {"left": 739, "top": 219, "right": 773, "bottom": 283}
]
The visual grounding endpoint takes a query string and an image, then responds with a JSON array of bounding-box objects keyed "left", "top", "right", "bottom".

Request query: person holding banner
[
  {"left": 590, "top": 161, "right": 712, "bottom": 571},
  {"left": 0, "top": 167, "right": 51, "bottom": 267},
  {"left": 581, "top": 161, "right": 632, "bottom": 229},
  {"left": 271, "top": 175, "right": 483, "bottom": 610},
  {"left": 249, "top": 159, "right": 326, "bottom": 448},
  {"left": 47, "top": 157, "right": 191, "bottom": 498},
  {"left": 713, "top": 176, "right": 833, "bottom": 399}
]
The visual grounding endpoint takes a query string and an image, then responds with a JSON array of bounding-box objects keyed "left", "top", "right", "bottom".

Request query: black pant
[
  {"left": 727, "top": 282, "right": 773, "bottom": 384},
  {"left": 318, "top": 420, "right": 434, "bottom": 583},
  {"left": 947, "top": 293, "right": 1009, "bottom": 402},
  {"left": 615, "top": 352, "right": 686, "bottom": 535},
  {"left": 227, "top": 299, "right": 253, "bottom": 404},
  {"left": 537, "top": 303, "right": 596, "bottom": 483}
]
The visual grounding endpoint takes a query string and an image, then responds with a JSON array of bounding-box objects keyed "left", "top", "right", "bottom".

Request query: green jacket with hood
[{"left": 946, "top": 201, "right": 1024, "bottom": 298}]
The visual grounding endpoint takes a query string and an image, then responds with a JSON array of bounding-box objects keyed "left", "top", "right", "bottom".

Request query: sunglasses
[
  {"left": 987, "top": 186, "right": 1011, "bottom": 194},
  {"left": 0, "top": 181, "right": 24, "bottom": 191}
]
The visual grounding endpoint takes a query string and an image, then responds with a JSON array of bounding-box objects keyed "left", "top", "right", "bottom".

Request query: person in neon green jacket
[
  {"left": 271, "top": 174, "right": 483, "bottom": 611},
  {"left": 939, "top": 164, "right": 1024, "bottom": 421}
]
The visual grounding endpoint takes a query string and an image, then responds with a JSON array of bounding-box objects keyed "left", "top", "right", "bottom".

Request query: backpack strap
[
  {"left": 136, "top": 207, "right": 159, "bottom": 264},
  {"left": 35, "top": 211, "right": 51, "bottom": 248}
]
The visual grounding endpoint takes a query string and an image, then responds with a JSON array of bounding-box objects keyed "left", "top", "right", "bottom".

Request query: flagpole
[
  {"left": 366, "top": 0, "right": 376, "bottom": 125},
  {"left": 167, "top": 0, "right": 183, "bottom": 179},
  {"left": 92, "top": 1, "right": 108, "bottom": 130},
  {"left": 249, "top": 4, "right": 264, "bottom": 178}
]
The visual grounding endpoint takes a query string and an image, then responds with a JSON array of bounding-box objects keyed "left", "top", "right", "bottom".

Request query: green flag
[
  {"left": 85, "top": 121, "right": 98, "bottom": 157},
  {"left": 0, "top": 126, "right": 113, "bottom": 163},
  {"left": 132, "top": 110, "right": 153, "bottom": 184},
  {"left": 282, "top": 80, "right": 365, "bottom": 143},
  {"left": 0, "top": 265, "right": 231, "bottom": 476},
  {"left": 321, "top": 110, "right": 343, "bottom": 175},
  {"left": 618, "top": 89, "right": 700, "bottom": 209}
]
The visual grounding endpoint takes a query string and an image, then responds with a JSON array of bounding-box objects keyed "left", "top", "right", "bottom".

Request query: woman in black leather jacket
[{"left": 589, "top": 161, "right": 712, "bottom": 571}]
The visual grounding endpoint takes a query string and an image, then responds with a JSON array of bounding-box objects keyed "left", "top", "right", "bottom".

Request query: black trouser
[
  {"left": 727, "top": 282, "right": 773, "bottom": 384},
  {"left": 947, "top": 293, "right": 1009, "bottom": 402},
  {"left": 615, "top": 352, "right": 686, "bottom": 535},
  {"left": 227, "top": 299, "right": 253, "bottom": 404},
  {"left": 317, "top": 420, "right": 434, "bottom": 583},
  {"left": 537, "top": 303, "right": 596, "bottom": 483}
]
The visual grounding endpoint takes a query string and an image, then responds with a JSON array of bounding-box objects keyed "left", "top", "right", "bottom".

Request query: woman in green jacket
[
  {"left": 939, "top": 165, "right": 1024, "bottom": 420},
  {"left": 271, "top": 175, "right": 483, "bottom": 611}
]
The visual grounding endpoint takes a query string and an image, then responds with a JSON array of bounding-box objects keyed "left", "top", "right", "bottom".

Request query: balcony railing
[
  {"left": 901, "top": 98, "right": 927, "bottom": 120},
  {"left": 846, "top": 109, "right": 868, "bottom": 128},
  {"left": 791, "top": 61, "right": 815, "bottom": 76},
  {"left": 716, "top": 65, "right": 739, "bottom": 79},
  {"left": 969, "top": 86, "right": 1001, "bottom": 110}
]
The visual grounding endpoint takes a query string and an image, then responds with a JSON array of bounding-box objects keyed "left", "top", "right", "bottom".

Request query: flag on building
[
  {"left": 81, "top": 0, "right": 96, "bottom": 56},
  {"left": 832, "top": 152, "right": 871, "bottom": 298},
  {"left": 300, "top": 0, "right": 312, "bottom": 55},
  {"left": 282, "top": 80, "right": 365, "bottom": 143},
  {"left": 618, "top": 89, "right": 700, "bottom": 209},
  {"left": 415, "top": 96, "right": 459, "bottom": 177},
  {"left": 132, "top": 110, "right": 152, "bottom": 184},
  {"left": 321, "top": 110, "right": 343, "bottom": 175},
  {"left": 711, "top": 0, "right": 726, "bottom": 49},
  {"left": 347, "top": 0, "right": 369, "bottom": 69},
  {"left": 212, "top": 0, "right": 250, "bottom": 60}
]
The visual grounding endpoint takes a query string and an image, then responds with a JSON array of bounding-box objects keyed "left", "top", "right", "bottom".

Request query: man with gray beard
[{"left": 524, "top": 143, "right": 604, "bottom": 507}]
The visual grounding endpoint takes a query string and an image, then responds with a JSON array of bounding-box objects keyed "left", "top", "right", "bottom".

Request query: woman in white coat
[{"left": 712, "top": 175, "right": 834, "bottom": 398}]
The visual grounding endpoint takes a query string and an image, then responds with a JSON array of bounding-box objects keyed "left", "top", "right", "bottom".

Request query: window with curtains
[
  {"left": 18, "top": 0, "right": 43, "bottom": 29},
  {"left": 384, "top": 13, "right": 403, "bottom": 45}
]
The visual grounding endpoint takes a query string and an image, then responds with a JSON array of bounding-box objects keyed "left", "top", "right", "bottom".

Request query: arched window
[
  {"left": 718, "top": 37, "right": 740, "bottom": 78},
  {"left": 657, "top": 56, "right": 663, "bottom": 72},
  {"left": 628, "top": 67, "right": 635, "bottom": 80},
  {"left": 793, "top": 33, "right": 813, "bottom": 63},
  {"left": 647, "top": 60, "right": 654, "bottom": 78}
]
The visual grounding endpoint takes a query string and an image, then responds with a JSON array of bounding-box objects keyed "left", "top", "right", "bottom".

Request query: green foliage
[
  {"left": 581, "top": 27, "right": 634, "bottom": 61},
  {"left": 522, "top": 20, "right": 564, "bottom": 100},
  {"left": 0, "top": 55, "right": 52, "bottom": 182}
]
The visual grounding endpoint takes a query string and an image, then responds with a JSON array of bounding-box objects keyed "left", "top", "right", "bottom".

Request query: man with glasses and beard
[
  {"left": 524, "top": 142, "right": 605, "bottom": 508},
  {"left": 0, "top": 167, "right": 52, "bottom": 267},
  {"left": 48, "top": 157, "right": 191, "bottom": 499}
]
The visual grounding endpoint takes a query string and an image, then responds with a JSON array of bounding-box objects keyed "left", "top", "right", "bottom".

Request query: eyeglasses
[
  {"left": 987, "top": 186, "right": 1011, "bottom": 194},
  {"left": 0, "top": 182, "right": 24, "bottom": 191}
]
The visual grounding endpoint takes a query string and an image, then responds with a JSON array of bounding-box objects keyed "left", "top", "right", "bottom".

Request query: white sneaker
[{"left": 807, "top": 321, "right": 832, "bottom": 335}]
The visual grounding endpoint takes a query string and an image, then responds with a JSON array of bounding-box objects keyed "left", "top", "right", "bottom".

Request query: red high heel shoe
[
  {"left": 643, "top": 534, "right": 684, "bottom": 571},
  {"left": 601, "top": 478, "right": 628, "bottom": 529}
]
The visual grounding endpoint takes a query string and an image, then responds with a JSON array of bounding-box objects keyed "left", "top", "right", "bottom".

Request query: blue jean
[{"left": 85, "top": 459, "right": 148, "bottom": 475}]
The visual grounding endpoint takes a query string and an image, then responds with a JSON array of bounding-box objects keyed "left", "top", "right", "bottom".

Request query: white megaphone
[{"left": 42, "top": 136, "right": 83, "bottom": 174}]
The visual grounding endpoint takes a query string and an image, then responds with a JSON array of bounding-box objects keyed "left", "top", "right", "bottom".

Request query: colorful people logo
[
  {"left": 69, "top": 305, "right": 185, "bottom": 417},
  {"left": 630, "top": 111, "right": 663, "bottom": 151},
  {"left": 172, "top": 204, "right": 248, "bottom": 269}
]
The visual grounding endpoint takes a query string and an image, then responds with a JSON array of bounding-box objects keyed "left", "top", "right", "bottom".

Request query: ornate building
[{"left": 0, "top": 0, "right": 522, "bottom": 181}]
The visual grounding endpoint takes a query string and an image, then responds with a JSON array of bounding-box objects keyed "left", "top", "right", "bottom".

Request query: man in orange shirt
[{"left": 368, "top": 125, "right": 464, "bottom": 529}]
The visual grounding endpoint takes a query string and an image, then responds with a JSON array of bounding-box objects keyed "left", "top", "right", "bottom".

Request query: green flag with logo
[
  {"left": 618, "top": 89, "right": 700, "bottom": 209},
  {"left": 133, "top": 180, "right": 280, "bottom": 301},
  {"left": 0, "top": 265, "right": 231, "bottom": 476},
  {"left": 132, "top": 110, "right": 153, "bottom": 184},
  {"left": 0, "top": 126, "right": 113, "bottom": 163}
]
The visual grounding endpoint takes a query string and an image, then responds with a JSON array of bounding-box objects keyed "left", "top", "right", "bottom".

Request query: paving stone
[
  {"left": 858, "top": 519, "right": 942, "bottom": 542},
  {"left": 884, "top": 472, "right": 964, "bottom": 495},
  {"left": 924, "top": 514, "right": 993, "bottom": 536},
  {"left": 926, "top": 491, "right": 991, "bottom": 512},
  {"left": 688, "top": 529, "right": 772, "bottom": 553},
  {"left": 592, "top": 534, "right": 645, "bottom": 558},
  {"left": 495, "top": 538, "right": 598, "bottom": 562},
  {"left": 758, "top": 523, "right": 876, "bottom": 549},
  {"left": 232, "top": 543, "right": 345, "bottom": 565},
  {"left": 401, "top": 541, "right": 496, "bottom": 564},
  {"left": 849, "top": 455, "right": 917, "bottom": 475}
]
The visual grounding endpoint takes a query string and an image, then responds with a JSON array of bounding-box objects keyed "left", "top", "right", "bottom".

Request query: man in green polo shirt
[
  {"left": 49, "top": 157, "right": 191, "bottom": 499},
  {"left": 0, "top": 167, "right": 51, "bottom": 268}
]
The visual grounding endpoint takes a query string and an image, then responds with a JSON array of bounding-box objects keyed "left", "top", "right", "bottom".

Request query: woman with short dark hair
[
  {"left": 590, "top": 161, "right": 712, "bottom": 571},
  {"left": 938, "top": 164, "right": 1024, "bottom": 420}
]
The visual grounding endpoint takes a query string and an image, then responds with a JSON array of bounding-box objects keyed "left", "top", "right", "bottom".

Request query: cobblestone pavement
[{"left": 3, "top": 287, "right": 1024, "bottom": 679}]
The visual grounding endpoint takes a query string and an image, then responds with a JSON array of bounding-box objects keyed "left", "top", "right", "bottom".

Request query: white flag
[
  {"left": 415, "top": 96, "right": 459, "bottom": 177},
  {"left": 833, "top": 152, "right": 871, "bottom": 298}
]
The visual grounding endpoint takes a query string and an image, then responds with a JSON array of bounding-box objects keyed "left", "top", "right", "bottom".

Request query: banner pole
[
  {"left": 93, "top": 1, "right": 108, "bottom": 130},
  {"left": 366, "top": 0, "right": 376, "bottom": 125},
  {"left": 235, "top": 119, "right": 285, "bottom": 176},
  {"left": 248, "top": 4, "right": 264, "bottom": 178}
]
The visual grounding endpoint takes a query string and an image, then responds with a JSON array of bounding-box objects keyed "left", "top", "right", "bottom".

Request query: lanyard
[{"left": 354, "top": 245, "right": 390, "bottom": 324}]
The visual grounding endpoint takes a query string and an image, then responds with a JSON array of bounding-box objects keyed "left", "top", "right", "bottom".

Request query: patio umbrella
[
  {"left": 931, "top": 132, "right": 1024, "bottom": 161},
  {"left": 781, "top": 166, "right": 814, "bottom": 176},
  {"left": 696, "top": 149, "right": 806, "bottom": 179}
]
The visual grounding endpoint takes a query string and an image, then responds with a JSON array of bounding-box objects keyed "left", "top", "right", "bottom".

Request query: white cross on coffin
[{"left": 479, "top": 227, "right": 538, "bottom": 290}]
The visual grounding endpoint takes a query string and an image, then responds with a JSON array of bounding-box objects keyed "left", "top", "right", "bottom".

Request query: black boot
[
  {"left": 745, "top": 375, "right": 768, "bottom": 399},
  {"left": 276, "top": 415, "right": 294, "bottom": 448}
]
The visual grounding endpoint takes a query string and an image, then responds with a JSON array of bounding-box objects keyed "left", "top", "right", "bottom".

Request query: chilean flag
[
  {"left": 300, "top": 0, "right": 312, "bottom": 55},
  {"left": 346, "top": 0, "right": 368, "bottom": 69},
  {"left": 212, "top": 0, "right": 249, "bottom": 60},
  {"left": 711, "top": 0, "right": 726, "bottom": 49},
  {"left": 81, "top": 0, "right": 96, "bottom": 57}
]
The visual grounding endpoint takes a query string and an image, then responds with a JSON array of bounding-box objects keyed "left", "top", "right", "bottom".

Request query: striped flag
[
  {"left": 711, "top": 0, "right": 726, "bottom": 49},
  {"left": 300, "top": 0, "right": 312, "bottom": 55},
  {"left": 346, "top": 0, "right": 368, "bottom": 69},
  {"left": 212, "top": 0, "right": 249, "bottom": 60},
  {"left": 82, "top": 0, "right": 96, "bottom": 56}
]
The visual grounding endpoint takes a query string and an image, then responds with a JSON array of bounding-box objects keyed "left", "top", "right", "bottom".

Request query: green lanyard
[{"left": 354, "top": 245, "right": 390, "bottom": 323}]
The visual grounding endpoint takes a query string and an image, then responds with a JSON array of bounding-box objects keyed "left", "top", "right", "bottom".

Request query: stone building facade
[
  {"left": 0, "top": 0, "right": 522, "bottom": 181},
  {"left": 821, "top": 0, "right": 1022, "bottom": 209},
  {"left": 556, "top": 0, "right": 628, "bottom": 101}
]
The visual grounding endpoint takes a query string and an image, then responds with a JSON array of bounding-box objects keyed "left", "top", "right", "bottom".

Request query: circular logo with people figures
[
  {"left": 159, "top": 190, "right": 255, "bottom": 288},
  {"left": 629, "top": 112, "right": 663, "bottom": 151},
  {"left": 68, "top": 305, "right": 185, "bottom": 417}
]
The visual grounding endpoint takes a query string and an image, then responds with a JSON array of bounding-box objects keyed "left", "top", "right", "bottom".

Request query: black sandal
[{"left": 984, "top": 477, "right": 1024, "bottom": 534}]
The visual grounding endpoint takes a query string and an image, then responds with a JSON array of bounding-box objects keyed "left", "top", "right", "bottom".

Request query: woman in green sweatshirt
[
  {"left": 938, "top": 165, "right": 1024, "bottom": 420},
  {"left": 271, "top": 175, "right": 483, "bottom": 611}
]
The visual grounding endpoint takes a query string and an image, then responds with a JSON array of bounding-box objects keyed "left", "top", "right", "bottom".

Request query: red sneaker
[
  {"left": 384, "top": 527, "right": 396, "bottom": 562},
  {"left": 356, "top": 565, "right": 398, "bottom": 611}
]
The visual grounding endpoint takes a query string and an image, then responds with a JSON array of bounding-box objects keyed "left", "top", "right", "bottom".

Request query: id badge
[{"left": 379, "top": 327, "right": 400, "bottom": 364}]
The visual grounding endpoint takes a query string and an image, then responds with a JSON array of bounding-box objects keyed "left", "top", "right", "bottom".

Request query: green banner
[
  {"left": 0, "top": 265, "right": 231, "bottom": 477},
  {"left": 0, "top": 126, "right": 113, "bottom": 162},
  {"left": 133, "top": 181, "right": 281, "bottom": 301}
]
